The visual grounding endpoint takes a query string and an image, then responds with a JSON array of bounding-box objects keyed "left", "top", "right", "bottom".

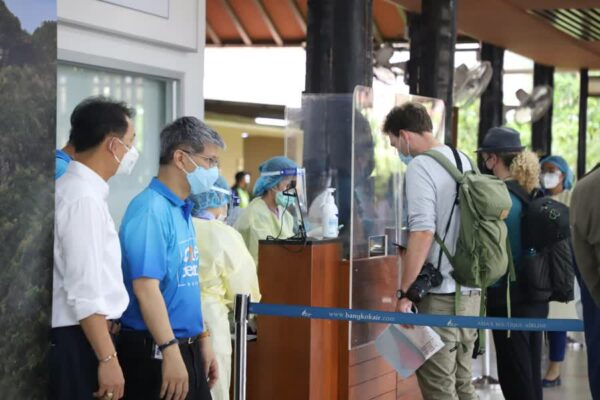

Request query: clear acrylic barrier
[
  {"left": 284, "top": 88, "right": 446, "bottom": 349},
  {"left": 285, "top": 94, "right": 355, "bottom": 244},
  {"left": 349, "top": 86, "right": 446, "bottom": 348}
]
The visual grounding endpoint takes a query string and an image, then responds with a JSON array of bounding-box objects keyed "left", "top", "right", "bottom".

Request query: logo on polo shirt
[{"left": 178, "top": 239, "right": 200, "bottom": 287}]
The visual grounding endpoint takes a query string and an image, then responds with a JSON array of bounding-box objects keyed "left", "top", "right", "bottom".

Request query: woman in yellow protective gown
[
  {"left": 190, "top": 176, "right": 261, "bottom": 400},
  {"left": 233, "top": 156, "right": 301, "bottom": 266}
]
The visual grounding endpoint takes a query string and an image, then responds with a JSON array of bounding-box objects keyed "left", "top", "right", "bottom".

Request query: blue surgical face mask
[
  {"left": 398, "top": 133, "right": 413, "bottom": 165},
  {"left": 184, "top": 154, "right": 219, "bottom": 195},
  {"left": 399, "top": 152, "right": 414, "bottom": 165},
  {"left": 275, "top": 190, "right": 295, "bottom": 208}
]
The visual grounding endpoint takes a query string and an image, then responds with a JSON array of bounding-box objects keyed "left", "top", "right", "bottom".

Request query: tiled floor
[{"left": 473, "top": 333, "right": 592, "bottom": 400}]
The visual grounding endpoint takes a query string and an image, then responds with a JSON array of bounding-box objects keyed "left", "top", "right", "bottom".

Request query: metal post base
[{"left": 473, "top": 375, "right": 500, "bottom": 389}]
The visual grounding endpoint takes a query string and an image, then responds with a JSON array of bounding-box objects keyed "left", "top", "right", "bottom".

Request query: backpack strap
[
  {"left": 422, "top": 148, "right": 463, "bottom": 271},
  {"left": 422, "top": 149, "right": 464, "bottom": 183},
  {"left": 505, "top": 180, "right": 531, "bottom": 206}
]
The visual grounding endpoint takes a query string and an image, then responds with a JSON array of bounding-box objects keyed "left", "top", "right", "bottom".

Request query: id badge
[{"left": 152, "top": 344, "right": 163, "bottom": 360}]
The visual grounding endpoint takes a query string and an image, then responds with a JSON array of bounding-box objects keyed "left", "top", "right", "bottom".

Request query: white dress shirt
[{"left": 52, "top": 161, "right": 129, "bottom": 328}]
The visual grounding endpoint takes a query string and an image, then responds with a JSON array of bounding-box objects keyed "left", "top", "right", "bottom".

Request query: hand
[
  {"left": 395, "top": 297, "right": 415, "bottom": 329},
  {"left": 200, "top": 337, "right": 219, "bottom": 389},
  {"left": 160, "top": 346, "right": 189, "bottom": 400},
  {"left": 93, "top": 358, "right": 125, "bottom": 399}
]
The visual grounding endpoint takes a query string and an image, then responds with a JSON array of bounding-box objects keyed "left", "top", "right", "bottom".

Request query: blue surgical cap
[
  {"left": 540, "top": 155, "right": 574, "bottom": 190},
  {"left": 252, "top": 156, "right": 299, "bottom": 197},
  {"left": 190, "top": 176, "right": 231, "bottom": 215}
]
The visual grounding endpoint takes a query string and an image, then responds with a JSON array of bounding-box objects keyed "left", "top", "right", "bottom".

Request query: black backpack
[{"left": 505, "top": 181, "right": 575, "bottom": 303}]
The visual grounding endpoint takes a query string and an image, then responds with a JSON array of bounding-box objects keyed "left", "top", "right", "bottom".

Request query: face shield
[
  {"left": 260, "top": 167, "right": 307, "bottom": 213},
  {"left": 209, "top": 185, "right": 234, "bottom": 212}
]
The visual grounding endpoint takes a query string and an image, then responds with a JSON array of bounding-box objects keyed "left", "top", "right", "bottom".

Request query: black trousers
[
  {"left": 49, "top": 326, "right": 99, "bottom": 400},
  {"left": 118, "top": 331, "right": 212, "bottom": 400},
  {"left": 488, "top": 301, "right": 549, "bottom": 400}
]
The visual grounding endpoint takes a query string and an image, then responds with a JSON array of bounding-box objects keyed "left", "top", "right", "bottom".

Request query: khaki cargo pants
[{"left": 415, "top": 292, "right": 480, "bottom": 400}]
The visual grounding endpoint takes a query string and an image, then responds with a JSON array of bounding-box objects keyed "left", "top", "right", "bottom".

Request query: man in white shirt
[
  {"left": 383, "top": 103, "right": 479, "bottom": 400},
  {"left": 51, "top": 96, "right": 139, "bottom": 400}
]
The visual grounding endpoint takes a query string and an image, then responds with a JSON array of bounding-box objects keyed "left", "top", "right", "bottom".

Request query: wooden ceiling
[{"left": 205, "top": 0, "right": 600, "bottom": 69}]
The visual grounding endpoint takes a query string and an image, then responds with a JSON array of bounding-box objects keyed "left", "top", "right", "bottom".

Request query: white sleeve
[
  {"left": 57, "top": 197, "right": 109, "bottom": 321},
  {"left": 406, "top": 159, "right": 437, "bottom": 233}
]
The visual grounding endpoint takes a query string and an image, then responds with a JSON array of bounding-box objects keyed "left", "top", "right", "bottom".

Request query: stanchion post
[
  {"left": 473, "top": 330, "right": 499, "bottom": 388},
  {"left": 234, "top": 294, "right": 249, "bottom": 400}
]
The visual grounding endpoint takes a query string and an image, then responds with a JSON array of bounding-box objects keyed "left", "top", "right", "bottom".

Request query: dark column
[
  {"left": 0, "top": 2, "right": 55, "bottom": 398},
  {"left": 532, "top": 63, "right": 555, "bottom": 156},
  {"left": 578, "top": 69, "right": 589, "bottom": 179},
  {"left": 477, "top": 43, "right": 504, "bottom": 165},
  {"left": 407, "top": 0, "right": 458, "bottom": 142},
  {"left": 305, "top": 0, "right": 373, "bottom": 93},
  {"left": 304, "top": 0, "right": 373, "bottom": 256}
]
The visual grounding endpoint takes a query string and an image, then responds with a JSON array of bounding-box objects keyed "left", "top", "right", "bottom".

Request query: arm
[
  {"left": 223, "top": 231, "right": 262, "bottom": 304},
  {"left": 397, "top": 160, "right": 437, "bottom": 314},
  {"left": 400, "top": 230, "right": 435, "bottom": 292},
  {"left": 121, "top": 211, "right": 187, "bottom": 400},
  {"left": 572, "top": 227, "right": 600, "bottom": 308},
  {"left": 59, "top": 198, "right": 125, "bottom": 398},
  {"left": 133, "top": 278, "right": 189, "bottom": 400},
  {"left": 396, "top": 231, "right": 434, "bottom": 314},
  {"left": 80, "top": 315, "right": 124, "bottom": 399}
]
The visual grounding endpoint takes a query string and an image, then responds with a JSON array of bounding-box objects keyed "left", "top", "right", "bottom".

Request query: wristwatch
[{"left": 396, "top": 289, "right": 407, "bottom": 300}]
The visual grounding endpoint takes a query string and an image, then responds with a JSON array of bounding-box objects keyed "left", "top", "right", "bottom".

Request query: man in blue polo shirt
[
  {"left": 55, "top": 142, "right": 75, "bottom": 179},
  {"left": 119, "top": 117, "right": 224, "bottom": 400}
]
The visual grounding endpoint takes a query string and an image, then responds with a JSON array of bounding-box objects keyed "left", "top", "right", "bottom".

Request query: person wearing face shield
[
  {"left": 233, "top": 156, "right": 299, "bottom": 266},
  {"left": 51, "top": 97, "right": 137, "bottom": 400},
  {"left": 539, "top": 155, "right": 579, "bottom": 387},
  {"left": 189, "top": 176, "right": 261, "bottom": 400},
  {"left": 118, "top": 117, "right": 223, "bottom": 400}
]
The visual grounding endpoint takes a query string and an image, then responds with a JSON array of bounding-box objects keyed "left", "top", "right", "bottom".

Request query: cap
[{"left": 476, "top": 127, "right": 524, "bottom": 153}]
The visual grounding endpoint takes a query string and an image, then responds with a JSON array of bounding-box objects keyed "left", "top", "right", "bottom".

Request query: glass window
[{"left": 57, "top": 63, "right": 175, "bottom": 225}]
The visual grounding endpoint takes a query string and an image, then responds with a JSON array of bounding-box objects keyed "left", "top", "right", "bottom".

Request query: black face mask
[{"left": 480, "top": 156, "right": 493, "bottom": 175}]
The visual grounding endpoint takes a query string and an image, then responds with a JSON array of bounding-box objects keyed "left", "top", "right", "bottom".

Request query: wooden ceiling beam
[
  {"left": 288, "top": 0, "right": 307, "bottom": 35},
  {"left": 206, "top": 23, "right": 222, "bottom": 45},
  {"left": 252, "top": 0, "right": 284, "bottom": 46},
  {"left": 219, "top": 0, "right": 252, "bottom": 45}
]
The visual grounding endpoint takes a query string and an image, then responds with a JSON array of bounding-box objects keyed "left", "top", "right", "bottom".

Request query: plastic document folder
[{"left": 375, "top": 324, "right": 444, "bottom": 378}]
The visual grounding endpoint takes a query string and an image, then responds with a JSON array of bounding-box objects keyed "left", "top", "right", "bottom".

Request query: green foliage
[
  {"left": 0, "top": 3, "right": 55, "bottom": 397},
  {"left": 457, "top": 72, "right": 600, "bottom": 178},
  {"left": 457, "top": 99, "right": 480, "bottom": 154}
]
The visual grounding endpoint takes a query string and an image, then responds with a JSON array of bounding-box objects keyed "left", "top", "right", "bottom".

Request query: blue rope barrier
[{"left": 248, "top": 302, "right": 584, "bottom": 332}]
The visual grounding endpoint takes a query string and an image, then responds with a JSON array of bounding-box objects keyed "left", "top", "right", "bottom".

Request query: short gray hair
[{"left": 159, "top": 117, "right": 225, "bottom": 165}]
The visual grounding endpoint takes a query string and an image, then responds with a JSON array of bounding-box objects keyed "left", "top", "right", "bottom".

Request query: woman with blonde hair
[{"left": 478, "top": 127, "right": 547, "bottom": 400}]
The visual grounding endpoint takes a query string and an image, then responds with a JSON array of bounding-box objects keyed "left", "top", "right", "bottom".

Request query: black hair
[
  {"left": 69, "top": 96, "right": 135, "bottom": 153},
  {"left": 382, "top": 102, "right": 433, "bottom": 137},
  {"left": 235, "top": 171, "right": 248, "bottom": 183}
]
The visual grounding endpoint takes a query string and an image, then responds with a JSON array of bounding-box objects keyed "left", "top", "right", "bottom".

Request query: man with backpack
[{"left": 384, "top": 103, "right": 512, "bottom": 399}]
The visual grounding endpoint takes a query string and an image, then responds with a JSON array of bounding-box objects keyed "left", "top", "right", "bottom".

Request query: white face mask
[
  {"left": 541, "top": 172, "right": 561, "bottom": 190},
  {"left": 113, "top": 139, "right": 139, "bottom": 175}
]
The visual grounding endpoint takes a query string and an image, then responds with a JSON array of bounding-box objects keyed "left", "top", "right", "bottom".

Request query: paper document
[{"left": 375, "top": 324, "right": 444, "bottom": 378}]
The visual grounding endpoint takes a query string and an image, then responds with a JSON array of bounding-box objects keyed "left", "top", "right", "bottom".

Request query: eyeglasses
[{"left": 182, "top": 150, "right": 219, "bottom": 168}]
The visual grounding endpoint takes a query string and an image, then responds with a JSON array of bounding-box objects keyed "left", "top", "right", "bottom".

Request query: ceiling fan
[
  {"left": 505, "top": 85, "right": 553, "bottom": 124},
  {"left": 453, "top": 61, "right": 493, "bottom": 108}
]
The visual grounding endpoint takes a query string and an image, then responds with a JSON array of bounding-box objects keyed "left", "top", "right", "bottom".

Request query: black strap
[
  {"left": 436, "top": 146, "right": 464, "bottom": 271},
  {"left": 504, "top": 180, "right": 531, "bottom": 207}
]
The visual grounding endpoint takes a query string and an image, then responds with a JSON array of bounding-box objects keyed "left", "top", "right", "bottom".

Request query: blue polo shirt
[
  {"left": 55, "top": 149, "right": 72, "bottom": 180},
  {"left": 119, "top": 177, "right": 203, "bottom": 338}
]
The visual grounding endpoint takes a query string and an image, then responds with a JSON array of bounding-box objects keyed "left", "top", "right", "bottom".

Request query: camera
[{"left": 406, "top": 262, "right": 443, "bottom": 303}]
